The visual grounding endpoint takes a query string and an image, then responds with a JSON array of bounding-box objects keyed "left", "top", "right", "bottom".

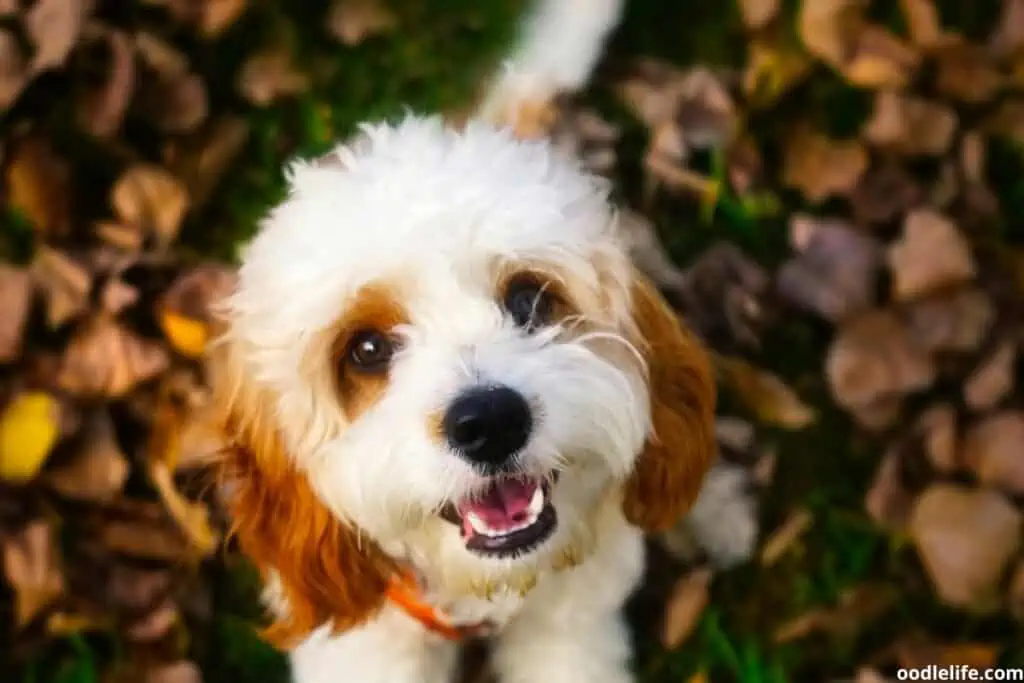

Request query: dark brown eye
[
  {"left": 345, "top": 329, "right": 394, "bottom": 372},
  {"left": 503, "top": 277, "right": 553, "bottom": 331}
]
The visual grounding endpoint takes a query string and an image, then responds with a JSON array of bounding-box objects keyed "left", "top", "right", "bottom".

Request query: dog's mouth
[{"left": 441, "top": 474, "right": 558, "bottom": 558}]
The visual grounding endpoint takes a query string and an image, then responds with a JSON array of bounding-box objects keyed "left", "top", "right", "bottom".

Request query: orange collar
[{"left": 386, "top": 572, "right": 492, "bottom": 641}]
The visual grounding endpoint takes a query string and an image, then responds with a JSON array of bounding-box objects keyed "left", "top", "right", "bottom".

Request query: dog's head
[{"left": 211, "top": 116, "right": 716, "bottom": 646}]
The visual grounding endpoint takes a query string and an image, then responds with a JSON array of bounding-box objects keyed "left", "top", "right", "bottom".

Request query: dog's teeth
[
  {"left": 527, "top": 487, "right": 544, "bottom": 518},
  {"left": 467, "top": 512, "right": 489, "bottom": 535}
]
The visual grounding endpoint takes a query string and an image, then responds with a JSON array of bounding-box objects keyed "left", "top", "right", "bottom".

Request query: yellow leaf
[
  {"left": 0, "top": 392, "right": 61, "bottom": 483},
  {"left": 159, "top": 310, "right": 208, "bottom": 358},
  {"left": 717, "top": 355, "right": 816, "bottom": 429}
]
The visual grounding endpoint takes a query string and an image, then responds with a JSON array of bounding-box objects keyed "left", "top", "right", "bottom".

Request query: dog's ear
[
  {"left": 210, "top": 337, "right": 397, "bottom": 649},
  {"left": 622, "top": 273, "right": 717, "bottom": 532}
]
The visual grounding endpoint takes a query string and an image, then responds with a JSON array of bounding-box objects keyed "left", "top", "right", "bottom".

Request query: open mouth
[{"left": 441, "top": 475, "right": 558, "bottom": 558}]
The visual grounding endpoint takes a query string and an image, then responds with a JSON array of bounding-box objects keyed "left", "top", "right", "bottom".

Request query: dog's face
[{"left": 212, "top": 117, "right": 716, "bottom": 646}]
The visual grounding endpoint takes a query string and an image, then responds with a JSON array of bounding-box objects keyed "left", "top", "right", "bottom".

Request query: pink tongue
[{"left": 459, "top": 478, "right": 538, "bottom": 535}]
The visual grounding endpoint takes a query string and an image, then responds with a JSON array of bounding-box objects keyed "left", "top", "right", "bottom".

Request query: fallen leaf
[
  {"left": 775, "top": 583, "right": 896, "bottom": 643},
  {"left": 97, "top": 514, "right": 195, "bottom": 563},
  {"left": 145, "top": 660, "right": 202, "bottom": 683},
  {"left": 962, "top": 411, "right": 1024, "bottom": 495},
  {"left": 963, "top": 342, "right": 1016, "bottom": 411},
  {"left": 856, "top": 668, "right": 891, "bottom": 683},
  {"left": 23, "top": 0, "right": 87, "bottom": 74},
  {"left": 934, "top": 38, "right": 1005, "bottom": 103},
  {"left": 0, "top": 265, "right": 31, "bottom": 362},
  {"left": 100, "top": 278, "right": 139, "bottom": 315},
  {"left": 0, "top": 392, "right": 62, "bottom": 483},
  {"left": 760, "top": 508, "right": 813, "bottom": 566},
  {"left": 783, "top": 128, "right": 868, "bottom": 202},
  {"left": 865, "top": 443, "right": 915, "bottom": 531},
  {"left": 105, "top": 564, "right": 172, "bottom": 614},
  {"left": 827, "top": 309, "right": 936, "bottom": 413},
  {"left": 661, "top": 567, "right": 713, "bottom": 649},
  {"left": 326, "top": 0, "right": 397, "bottom": 46},
  {"left": 850, "top": 161, "right": 922, "bottom": 225},
  {"left": 799, "top": 0, "right": 866, "bottom": 67},
  {"left": 960, "top": 131, "right": 987, "bottom": 184},
  {"left": 717, "top": 355, "right": 816, "bottom": 429},
  {"left": 618, "top": 209, "right": 687, "bottom": 293},
  {"left": 3, "top": 520, "right": 64, "bottom": 627},
  {"left": 900, "top": 0, "right": 942, "bottom": 47},
  {"left": 77, "top": 28, "right": 135, "bottom": 138},
  {"left": 134, "top": 32, "right": 208, "bottom": 132},
  {"left": 738, "top": 0, "right": 780, "bottom": 31},
  {"left": 125, "top": 597, "right": 179, "bottom": 642},
  {"left": 58, "top": 317, "right": 170, "bottom": 398},
  {"left": 199, "top": 0, "right": 248, "bottom": 37},
  {"left": 46, "top": 411, "right": 129, "bottom": 503},
  {"left": 992, "top": 0, "right": 1024, "bottom": 58},
  {"left": 887, "top": 210, "right": 975, "bottom": 302},
  {"left": 903, "top": 286, "right": 994, "bottom": 353},
  {"left": 4, "top": 135, "right": 71, "bottom": 237},
  {"left": 148, "top": 456, "right": 219, "bottom": 556},
  {"left": 743, "top": 36, "right": 814, "bottom": 108},
  {"left": 895, "top": 635, "right": 1001, "bottom": 669},
  {"left": 111, "top": 164, "right": 190, "bottom": 248},
  {"left": 843, "top": 25, "right": 921, "bottom": 89},
  {"left": 30, "top": 246, "right": 92, "bottom": 328},
  {"left": 168, "top": 116, "right": 250, "bottom": 210},
  {"left": 910, "top": 484, "right": 1022, "bottom": 610},
  {"left": 917, "top": 403, "right": 957, "bottom": 473},
  {"left": 776, "top": 215, "right": 883, "bottom": 322},
  {"left": 863, "top": 91, "right": 957, "bottom": 156},
  {"left": 0, "top": 28, "right": 28, "bottom": 109},
  {"left": 237, "top": 45, "right": 310, "bottom": 107},
  {"left": 1010, "top": 561, "right": 1024, "bottom": 619},
  {"left": 158, "top": 264, "right": 236, "bottom": 358},
  {"left": 674, "top": 67, "right": 737, "bottom": 150}
]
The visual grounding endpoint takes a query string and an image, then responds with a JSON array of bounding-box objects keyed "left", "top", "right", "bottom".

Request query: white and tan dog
[{"left": 211, "top": 2, "right": 717, "bottom": 682}]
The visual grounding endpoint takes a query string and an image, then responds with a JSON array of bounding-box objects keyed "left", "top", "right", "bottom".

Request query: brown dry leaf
[
  {"left": 826, "top": 309, "right": 936, "bottom": 413},
  {"left": 58, "top": 317, "right": 170, "bottom": 398},
  {"left": 238, "top": 45, "right": 310, "bottom": 107},
  {"left": 895, "top": 636, "right": 1001, "bottom": 669},
  {"left": 326, "top": 0, "right": 398, "bottom": 46},
  {"left": 77, "top": 28, "right": 135, "bottom": 138},
  {"left": 992, "top": 0, "right": 1024, "bottom": 58},
  {"left": 125, "top": 597, "right": 180, "bottom": 642},
  {"left": 199, "top": 0, "right": 249, "bottom": 37},
  {"left": 903, "top": 286, "right": 994, "bottom": 353},
  {"left": 661, "top": 567, "right": 713, "bottom": 649},
  {"left": 900, "top": 0, "right": 942, "bottom": 47},
  {"left": 917, "top": 403, "right": 957, "bottom": 473},
  {"left": 934, "top": 38, "right": 1005, "bottom": 103},
  {"left": 148, "top": 453, "right": 219, "bottom": 556},
  {"left": 963, "top": 342, "right": 1016, "bottom": 411},
  {"left": 0, "top": 391, "right": 62, "bottom": 483},
  {"left": 856, "top": 668, "right": 891, "bottom": 683},
  {"left": 775, "top": 583, "right": 896, "bottom": 644},
  {"left": 97, "top": 514, "right": 195, "bottom": 563},
  {"left": 5, "top": 135, "right": 71, "bottom": 238},
  {"left": 145, "top": 661, "right": 203, "bottom": 683},
  {"left": 0, "top": 28, "right": 28, "bottom": 109},
  {"left": 983, "top": 98, "right": 1024, "bottom": 142},
  {"left": 3, "top": 520, "right": 64, "bottom": 627},
  {"left": 618, "top": 209, "right": 687, "bottom": 293},
  {"left": 843, "top": 25, "right": 921, "bottom": 89},
  {"left": 46, "top": 411, "right": 129, "bottom": 503},
  {"left": 851, "top": 162, "right": 922, "bottom": 225},
  {"left": 863, "top": 91, "right": 957, "bottom": 156},
  {"left": 134, "top": 32, "right": 208, "bottom": 133},
  {"left": 887, "top": 210, "right": 975, "bottom": 302},
  {"left": 865, "top": 443, "right": 914, "bottom": 531},
  {"left": 798, "top": 0, "right": 866, "bottom": 66},
  {"left": 168, "top": 117, "right": 250, "bottom": 210},
  {"left": 963, "top": 411, "right": 1024, "bottom": 495},
  {"left": 776, "top": 215, "right": 883, "bottom": 322},
  {"left": 675, "top": 67, "right": 737, "bottom": 150},
  {"left": 739, "top": 0, "right": 780, "bottom": 31},
  {"left": 23, "top": 0, "right": 87, "bottom": 74},
  {"left": 1010, "top": 561, "right": 1024, "bottom": 619},
  {"left": 100, "top": 278, "right": 139, "bottom": 315},
  {"left": 760, "top": 507, "right": 813, "bottom": 566},
  {"left": 112, "top": 164, "right": 190, "bottom": 248},
  {"left": 158, "top": 264, "right": 236, "bottom": 358},
  {"left": 960, "top": 131, "right": 987, "bottom": 184},
  {"left": 910, "top": 484, "right": 1022, "bottom": 611},
  {"left": 30, "top": 247, "right": 92, "bottom": 328},
  {"left": 717, "top": 355, "right": 816, "bottom": 429},
  {"left": 0, "top": 265, "right": 31, "bottom": 362},
  {"left": 782, "top": 128, "right": 868, "bottom": 202}
]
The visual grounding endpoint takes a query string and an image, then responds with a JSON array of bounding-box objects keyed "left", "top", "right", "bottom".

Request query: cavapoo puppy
[{"left": 210, "top": 2, "right": 719, "bottom": 682}]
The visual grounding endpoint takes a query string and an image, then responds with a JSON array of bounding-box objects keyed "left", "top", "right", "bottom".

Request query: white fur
[{"left": 220, "top": 2, "right": 652, "bottom": 681}]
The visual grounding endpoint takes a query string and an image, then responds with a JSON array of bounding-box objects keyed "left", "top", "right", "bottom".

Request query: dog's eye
[
  {"left": 503, "top": 277, "right": 553, "bottom": 331},
  {"left": 346, "top": 329, "right": 394, "bottom": 372}
]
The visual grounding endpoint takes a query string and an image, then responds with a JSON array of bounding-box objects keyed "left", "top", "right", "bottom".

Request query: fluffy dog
[{"left": 210, "top": 2, "right": 717, "bottom": 682}]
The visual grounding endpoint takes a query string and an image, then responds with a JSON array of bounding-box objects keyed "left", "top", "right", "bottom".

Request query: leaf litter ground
[{"left": 3, "top": 1, "right": 1024, "bottom": 682}]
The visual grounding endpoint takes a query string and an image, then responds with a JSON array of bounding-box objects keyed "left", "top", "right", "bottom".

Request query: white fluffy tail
[{"left": 475, "top": 0, "right": 624, "bottom": 134}]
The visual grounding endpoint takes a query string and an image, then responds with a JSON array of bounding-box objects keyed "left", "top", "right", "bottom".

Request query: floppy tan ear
[
  {"left": 209, "top": 338, "right": 398, "bottom": 649},
  {"left": 622, "top": 274, "right": 717, "bottom": 532}
]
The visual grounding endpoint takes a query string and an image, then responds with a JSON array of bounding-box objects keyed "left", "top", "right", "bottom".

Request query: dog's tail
[{"left": 471, "top": 0, "right": 624, "bottom": 136}]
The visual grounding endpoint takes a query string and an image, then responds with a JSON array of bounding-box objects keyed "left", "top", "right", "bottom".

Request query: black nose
[{"left": 443, "top": 386, "right": 532, "bottom": 467}]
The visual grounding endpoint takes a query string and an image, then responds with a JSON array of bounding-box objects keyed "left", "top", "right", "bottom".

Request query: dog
[{"left": 209, "top": 2, "right": 717, "bottom": 682}]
